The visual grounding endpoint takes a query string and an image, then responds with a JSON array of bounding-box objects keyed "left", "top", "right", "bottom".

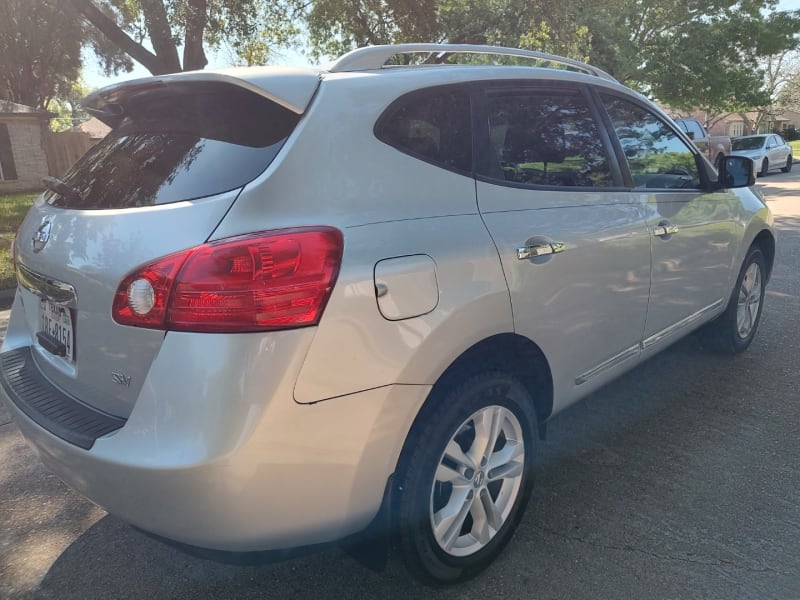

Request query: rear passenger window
[
  {"left": 376, "top": 89, "right": 472, "bottom": 173},
  {"left": 483, "top": 90, "right": 613, "bottom": 188}
]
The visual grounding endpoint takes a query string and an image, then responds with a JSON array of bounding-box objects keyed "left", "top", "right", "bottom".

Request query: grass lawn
[
  {"left": 0, "top": 192, "right": 37, "bottom": 291},
  {"left": 790, "top": 140, "right": 800, "bottom": 156}
]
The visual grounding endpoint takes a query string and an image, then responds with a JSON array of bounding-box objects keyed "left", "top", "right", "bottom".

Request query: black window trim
[
  {"left": 472, "top": 80, "right": 628, "bottom": 192},
  {"left": 373, "top": 83, "right": 475, "bottom": 178},
  {"left": 591, "top": 88, "right": 717, "bottom": 192}
]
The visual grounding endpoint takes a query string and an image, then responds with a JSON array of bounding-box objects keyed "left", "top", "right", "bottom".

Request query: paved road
[{"left": 2, "top": 177, "right": 799, "bottom": 599}]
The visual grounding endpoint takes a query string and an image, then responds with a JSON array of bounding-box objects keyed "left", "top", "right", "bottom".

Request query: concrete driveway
[{"left": 1, "top": 174, "right": 799, "bottom": 599}]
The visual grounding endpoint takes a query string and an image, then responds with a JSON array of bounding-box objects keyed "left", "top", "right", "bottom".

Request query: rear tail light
[{"left": 112, "top": 227, "right": 343, "bottom": 332}]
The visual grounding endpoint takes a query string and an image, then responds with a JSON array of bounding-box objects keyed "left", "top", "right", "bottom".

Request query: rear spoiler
[{"left": 83, "top": 67, "right": 322, "bottom": 128}]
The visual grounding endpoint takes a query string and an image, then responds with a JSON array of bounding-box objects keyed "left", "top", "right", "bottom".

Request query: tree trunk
[
  {"left": 183, "top": 0, "right": 208, "bottom": 71},
  {"left": 139, "top": 0, "right": 182, "bottom": 73}
]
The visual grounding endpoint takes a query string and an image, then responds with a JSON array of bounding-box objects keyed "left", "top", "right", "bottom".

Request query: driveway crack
[{"left": 534, "top": 524, "right": 794, "bottom": 576}]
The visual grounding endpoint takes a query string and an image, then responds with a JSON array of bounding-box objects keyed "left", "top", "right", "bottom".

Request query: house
[
  {"left": 0, "top": 101, "right": 52, "bottom": 193},
  {"left": 700, "top": 109, "right": 800, "bottom": 138}
]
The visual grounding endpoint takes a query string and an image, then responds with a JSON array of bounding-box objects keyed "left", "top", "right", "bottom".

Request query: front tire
[
  {"left": 781, "top": 155, "right": 792, "bottom": 173},
  {"left": 699, "top": 246, "right": 767, "bottom": 354},
  {"left": 395, "top": 372, "right": 537, "bottom": 585},
  {"left": 759, "top": 158, "right": 769, "bottom": 177}
]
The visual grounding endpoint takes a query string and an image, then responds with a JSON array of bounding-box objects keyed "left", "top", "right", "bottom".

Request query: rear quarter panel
[{"left": 209, "top": 73, "right": 513, "bottom": 404}]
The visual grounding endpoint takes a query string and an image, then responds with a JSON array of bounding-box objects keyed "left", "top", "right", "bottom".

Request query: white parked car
[
  {"left": 730, "top": 133, "right": 793, "bottom": 176},
  {"left": 1, "top": 44, "right": 773, "bottom": 584}
]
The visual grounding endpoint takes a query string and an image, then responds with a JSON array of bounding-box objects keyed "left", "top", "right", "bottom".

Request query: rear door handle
[
  {"left": 652, "top": 223, "right": 679, "bottom": 237},
  {"left": 517, "top": 241, "right": 566, "bottom": 260}
]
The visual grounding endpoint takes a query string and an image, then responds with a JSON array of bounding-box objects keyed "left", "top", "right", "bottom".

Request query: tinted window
[
  {"left": 46, "top": 85, "right": 299, "bottom": 209},
  {"left": 0, "top": 123, "right": 17, "bottom": 181},
  {"left": 678, "top": 119, "right": 704, "bottom": 140},
  {"left": 602, "top": 95, "right": 701, "bottom": 190},
  {"left": 376, "top": 89, "right": 472, "bottom": 173},
  {"left": 732, "top": 136, "right": 766, "bottom": 151},
  {"left": 483, "top": 90, "right": 613, "bottom": 187}
]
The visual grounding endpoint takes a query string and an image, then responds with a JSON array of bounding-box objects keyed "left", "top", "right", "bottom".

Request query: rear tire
[
  {"left": 759, "top": 158, "right": 769, "bottom": 177},
  {"left": 781, "top": 155, "right": 792, "bottom": 173},
  {"left": 699, "top": 246, "right": 766, "bottom": 354},
  {"left": 395, "top": 372, "right": 537, "bottom": 585}
]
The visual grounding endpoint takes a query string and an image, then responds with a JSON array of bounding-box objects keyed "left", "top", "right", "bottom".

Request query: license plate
[{"left": 39, "top": 300, "right": 74, "bottom": 362}]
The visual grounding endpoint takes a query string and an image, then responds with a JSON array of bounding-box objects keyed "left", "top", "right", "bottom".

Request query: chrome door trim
[
  {"left": 575, "top": 344, "right": 640, "bottom": 385},
  {"left": 516, "top": 241, "right": 566, "bottom": 260},
  {"left": 641, "top": 299, "right": 724, "bottom": 350}
]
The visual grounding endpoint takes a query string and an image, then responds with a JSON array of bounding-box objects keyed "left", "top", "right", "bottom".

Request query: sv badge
[{"left": 112, "top": 372, "right": 132, "bottom": 387}]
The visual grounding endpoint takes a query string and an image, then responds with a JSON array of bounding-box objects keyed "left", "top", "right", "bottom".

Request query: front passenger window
[{"left": 601, "top": 95, "right": 701, "bottom": 190}]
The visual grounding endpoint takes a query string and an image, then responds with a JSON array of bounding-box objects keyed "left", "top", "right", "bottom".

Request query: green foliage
[
  {"left": 0, "top": 193, "right": 37, "bottom": 291},
  {"left": 0, "top": 0, "right": 83, "bottom": 109},
  {"left": 74, "top": 0, "right": 304, "bottom": 74},
  {"left": 306, "top": 0, "right": 592, "bottom": 62},
  {"left": 47, "top": 81, "right": 92, "bottom": 132},
  {"left": 305, "top": 0, "right": 800, "bottom": 117},
  {"left": 580, "top": 0, "right": 800, "bottom": 113}
]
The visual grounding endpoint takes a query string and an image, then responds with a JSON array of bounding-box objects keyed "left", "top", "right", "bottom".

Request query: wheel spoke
[
  {"left": 469, "top": 490, "right": 492, "bottom": 544},
  {"left": 436, "top": 462, "right": 470, "bottom": 485},
  {"left": 433, "top": 486, "right": 473, "bottom": 552},
  {"left": 469, "top": 406, "right": 504, "bottom": 467},
  {"left": 444, "top": 439, "right": 476, "bottom": 472},
  {"left": 487, "top": 440, "right": 524, "bottom": 481}
]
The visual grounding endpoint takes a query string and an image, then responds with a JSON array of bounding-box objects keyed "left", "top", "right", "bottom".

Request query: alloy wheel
[
  {"left": 429, "top": 405, "right": 525, "bottom": 557},
  {"left": 736, "top": 262, "right": 762, "bottom": 339}
]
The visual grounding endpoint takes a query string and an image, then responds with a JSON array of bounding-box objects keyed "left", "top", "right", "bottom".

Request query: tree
[
  {"left": 0, "top": 0, "right": 132, "bottom": 110},
  {"left": 69, "top": 0, "right": 303, "bottom": 75},
  {"left": 580, "top": 0, "right": 800, "bottom": 114},
  {"left": 305, "top": 0, "right": 800, "bottom": 119},
  {"left": 0, "top": 0, "right": 84, "bottom": 109},
  {"left": 305, "top": 0, "right": 591, "bottom": 62}
]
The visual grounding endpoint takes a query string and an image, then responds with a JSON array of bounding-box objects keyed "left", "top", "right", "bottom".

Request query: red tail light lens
[{"left": 112, "top": 227, "right": 343, "bottom": 332}]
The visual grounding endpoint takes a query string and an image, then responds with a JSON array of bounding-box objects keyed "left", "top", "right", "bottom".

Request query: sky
[{"left": 82, "top": 0, "right": 800, "bottom": 91}]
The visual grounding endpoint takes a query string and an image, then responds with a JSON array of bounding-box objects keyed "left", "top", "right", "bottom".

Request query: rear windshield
[
  {"left": 731, "top": 137, "right": 766, "bottom": 151},
  {"left": 46, "top": 84, "right": 300, "bottom": 209}
]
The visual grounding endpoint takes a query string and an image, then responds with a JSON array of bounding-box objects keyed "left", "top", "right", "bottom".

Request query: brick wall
[{"left": 0, "top": 116, "right": 49, "bottom": 193}]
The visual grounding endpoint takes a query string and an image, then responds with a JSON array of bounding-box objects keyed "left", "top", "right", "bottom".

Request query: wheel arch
[
  {"left": 397, "top": 333, "right": 554, "bottom": 469},
  {"left": 752, "top": 228, "right": 776, "bottom": 282}
]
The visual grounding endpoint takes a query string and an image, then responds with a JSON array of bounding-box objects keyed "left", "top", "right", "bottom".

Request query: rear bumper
[{"left": 1, "top": 327, "right": 429, "bottom": 551}]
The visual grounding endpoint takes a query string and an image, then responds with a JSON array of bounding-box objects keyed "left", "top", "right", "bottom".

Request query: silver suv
[{"left": 1, "top": 44, "right": 773, "bottom": 584}]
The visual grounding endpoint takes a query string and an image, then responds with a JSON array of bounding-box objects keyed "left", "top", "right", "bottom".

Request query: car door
[
  {"left": 475, "top": 83, "right": 651, "bottom": 411},
  {"left": 767, "top": 134, "right": 788, "bottom": 167},
  {"left": 597, "top": 92, "right": 737, "bottom": 350}
]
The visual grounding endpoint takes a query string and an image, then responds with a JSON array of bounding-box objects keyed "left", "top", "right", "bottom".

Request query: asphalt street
[{"left": 1, "top": 176, "right": 799, "bottom": 599}]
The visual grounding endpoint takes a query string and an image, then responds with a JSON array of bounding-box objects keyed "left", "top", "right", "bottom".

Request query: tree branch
[{"left": 68, "top": 0, "right": 172, "bottom": 75}]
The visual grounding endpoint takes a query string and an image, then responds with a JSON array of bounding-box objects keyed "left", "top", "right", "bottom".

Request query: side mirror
[{"left": 717, "top": 156, "right": 755, "bottom": 189}]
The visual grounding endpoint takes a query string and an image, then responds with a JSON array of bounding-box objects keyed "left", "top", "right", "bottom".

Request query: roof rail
[{"left": 328, "top": 43, "right": 617, "bottom": 82}]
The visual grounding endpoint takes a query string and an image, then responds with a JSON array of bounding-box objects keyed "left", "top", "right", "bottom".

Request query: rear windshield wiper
[{"left": 41, "top": 176, "right": 83, "bottom": 203}]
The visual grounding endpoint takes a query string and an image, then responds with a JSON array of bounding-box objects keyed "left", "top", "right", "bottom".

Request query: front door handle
[
  {"left": 652, "top": 223, "right": 679, "bottom": 237},
  {"left": 517, "top": 241, "right": 566, "bottom": 260}
]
